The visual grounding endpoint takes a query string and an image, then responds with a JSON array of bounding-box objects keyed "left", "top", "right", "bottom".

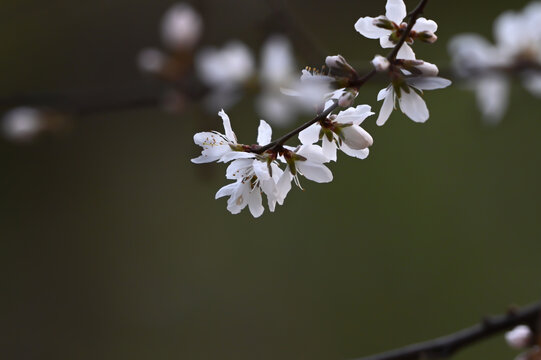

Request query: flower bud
[
  {"left": 325, "top": 55, "right": 358, "bottom": 80},
  {"left": 372, "top": 55, "right": 390, "bottom": 72},
  {"left": 161, "top": 3, "right": 203, "bottom": 51},
  {"left": 505, "top": 325, "right": 533, "bottom": 349},
  {"left": 416, "top": 31, "right": 438, "bottom": 44},
  {"left": 401, "top": 60, "right": 439, "bottom": 76},
  {"left": 373, "top": 16, "right": 394, "bottom": 30},
  {"left": 415, "top": 61, "right": 439, "bottom": 76},
  {"left": 340, "top": 125, "right": 373, "bottom": 150}
]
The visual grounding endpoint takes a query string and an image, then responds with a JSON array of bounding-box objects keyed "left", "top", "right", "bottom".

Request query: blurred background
[{"left": 1, "top": 0, "right": 540, "bottom": 359}]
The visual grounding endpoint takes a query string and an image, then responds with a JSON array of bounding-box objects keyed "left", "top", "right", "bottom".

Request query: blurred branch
[{"left": 352, "top": 301, "right": 541, "bottom": 360}]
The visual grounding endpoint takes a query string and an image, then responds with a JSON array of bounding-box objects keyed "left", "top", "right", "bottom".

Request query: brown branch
[{"left": 351, "top": 301, "right": 541, "bottom": 360}]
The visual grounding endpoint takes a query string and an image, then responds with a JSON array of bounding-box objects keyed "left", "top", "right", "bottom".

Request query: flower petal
[
  {"left": 257, "top": 120, "right": 273, "bottom": 145},
  {"left": 379, "top": 36, "right": 395, "bottom": 48},
  {"left": 354, "top": 17, "right": 391, "bottom": 39},
  {"left": 413, "top": 17, "right": 438, "bottom": 33},
  {"left": 385, "top": 0, "right": 407, "bottom": 24},
  {"left": 322, "top": 137, "right": 337, "bottom": 162},
  {"left": 226, "top": 182, "right": 248, "bottom": 214},
  {"left": 297, "top": 144, "right": 329, "bottom": 163},
  {"left": 408, "top": 76, "right": 452, "bottom": 90},
  {"left": 252, "top": 160, "right": 272, "bottom": 181},
  {"left": 335, "top": 105, "right": 374, "bottom": 125},
  {"left": 225, "top": 158, "right": 253, "bottom": 180},
  {"left": 276, "top": 169, "right": 293, "bottom": 205},
  {"left": 376, "top": 88, "right": 395, "bottom": 126},
  {"left": 219, "top": 151, "right": 254, "bottom": 163},
  {"left": 397, "top": 43, "right": 416, "bottom": 60},
  {"left": 340, "top": 144, "right": 370, "bottom": 160},
  {"left": 247, "top": 189, "right": 264, "bottom": 218},
  {"left": 377, "top": 86, "right": 391, "bottom": 101},
  {"left": 218, "top": 109, "right": 237, "bottom": 142},
  {"left": 298, "top": 123, "right": 321, "bottom": 145},
  {"left": 475, "top": 75, "right": 509, "bottom": 124},
  {"left": 398, "top": 89, "right": 429, "bottom": 123},
  {"left": 297, "top": 162, "right": 333, "bottom": 183},
  {"left": 215, "top": 182, "right": 237, "bottom": 199}
]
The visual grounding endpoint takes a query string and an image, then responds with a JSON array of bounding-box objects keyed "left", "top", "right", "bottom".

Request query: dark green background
[{"left": 1, "top": 1, "right": 539, "bottom": 359}]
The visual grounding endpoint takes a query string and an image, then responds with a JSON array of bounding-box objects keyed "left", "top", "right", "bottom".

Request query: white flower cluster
[
  {"left": 192, "top": 0, "right": 451, "bottom": 217},
  {"left": 192, "top": 108, "right": 373, "bottom": 217},
  {"left": 449, "top": 1, "right": 541, "bottom": 123},
  {"left": 355, "top": 0, "right": 451, "bottom": 125}
]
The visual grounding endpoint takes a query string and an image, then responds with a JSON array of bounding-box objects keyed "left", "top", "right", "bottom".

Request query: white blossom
[
  {"left": 299, "top": 105, "right": 374, "bottom": 161},
  {"left": 191, "top": 110, "right": 253, "bottom": 164},
  {"left": 505, "top": 325, "right": 533, "bottom": 349},
  {"left": 376, "top": 61, "right": 451, "bottom": 125},
  {"left": 2, "top": 107, "right": 44, "bottom": 142},
  {"left": 161, "top": 3, "right": 203, "bottom": 51},
  {"left": 354, "top": 0, "right": 438, "bottom": 60},
  {"left": 215, "top": 120, "right": 283, "bottom": 217},
  {"left": 277, "top": 144, "right": 333, "bottom": 202}
]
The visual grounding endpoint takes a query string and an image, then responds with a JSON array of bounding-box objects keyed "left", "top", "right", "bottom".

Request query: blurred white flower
[
  {"left": 161, "top": 3, "right": 203, "bottom": 51},
  {"left": 505, "top": 325, "right": 533, "bottom": 349},
  {"left": 299, "top": 105, "right": 373, "bottom": 161},
  {"left": 449, "top": 2, "right": 541, "bottom": 123},
  {"left": 137, "top": 48, "right": 167, "bottom": 74},
  {"left": 2, "top": 107, "right": 44, "bottom": 142},
  {"left": 196, "top": 41, "right": 255, "bottom": 87},
  {"left": 196, "top": 41, "right": 255, "bottom": 112},
  {"left": 281, "top": 69, "right": 337, "bottom": 111},
  {"left": 376, "top": 61, "right": 451, "bottom": 125},
  {"left": 256, "top": 35, "right": 299, "bottom": 126},
  {"left": 354, "top": 0, "right": 438, "bottom": 60}
]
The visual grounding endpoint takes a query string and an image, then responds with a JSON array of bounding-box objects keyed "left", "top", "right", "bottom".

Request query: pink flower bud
[
  {"left": 372, "top": 55, "right": 390, "bottom": 71},
  {"left": 505, "top": 325, "right": 532, "bottom": 349}
]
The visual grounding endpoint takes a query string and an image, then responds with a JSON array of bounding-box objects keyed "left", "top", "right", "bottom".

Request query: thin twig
[{"left": 351, "top": 301, "right": 541, "bottom": 360}]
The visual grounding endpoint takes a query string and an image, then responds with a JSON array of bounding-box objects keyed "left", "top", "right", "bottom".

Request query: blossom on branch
[
  {"left": 355, "top": 0, "right": 438, "bottom": 60},
  {"left": 299, "top": 105, "right": 374, "bottom": 161},
  {"left": 191, "top": 110, "right": 253, "bottom": 164},
  {"left": 376, "top": 60, "right": 451, "bottom": 125}
]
